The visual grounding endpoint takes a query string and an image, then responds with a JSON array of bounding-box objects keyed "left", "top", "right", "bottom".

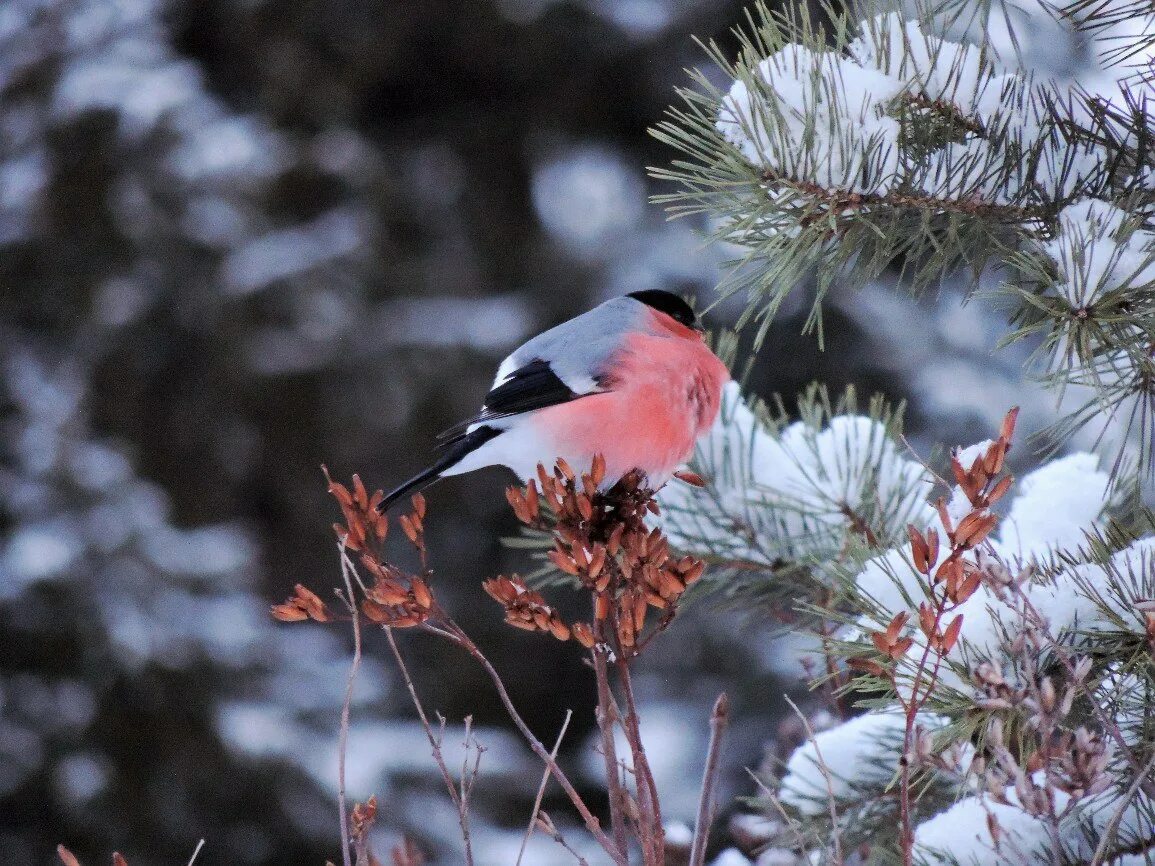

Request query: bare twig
[
  {"left": 536, "top": 812, "right": 592, "bottom": 866},
  {"left": 614, "top": 640, "right": 664, "bottom": 863},
  {"left": 1091, "top": 751, "right": 1155, "bottom": 866},
  {"left": 898, "top": 598, "right": 947, "bottom": 866},
  {"left": 383, "top": 626, "right": 475, "bottom": 865},
  {"left": 517, "top": 709, "right": 574, "bottom": 866},
  {"left": 898, "top": 433, "right": 953, "bottom": 490},
  {"left": 784, "top": 696, "right": 844, "bottom": 866},
  {"left": 592, "top": 618, "right": 629, "bottom": 860},
  {"left": 186, "top": 840, "right": 206, "bottom": 866},
  {"left": 689, "top": 693, "right": 730, "bottom": 866},
  {"left": 458, "top": 716, "right": 483, "bottom": 858},
  {"left": 353, "top": 817, "right": 371, "bottom": 866},
  {"left": 747, "top": 767, "right": 824, "bottom": 854},
  {"left": 337, "top": 543, "right": 364, "bottom": 866},
  {"left": 430, "top": 619, "right": 627, "bottom": 865}
]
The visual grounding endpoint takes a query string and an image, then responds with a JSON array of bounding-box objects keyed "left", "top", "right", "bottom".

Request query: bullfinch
[{"left": 379, "top": 290, "right": 730, "bottom": 510}]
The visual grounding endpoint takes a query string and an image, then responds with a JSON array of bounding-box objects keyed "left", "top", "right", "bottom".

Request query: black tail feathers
[{"left": 377, "top": 425, "right": 502, "bottom": 512}]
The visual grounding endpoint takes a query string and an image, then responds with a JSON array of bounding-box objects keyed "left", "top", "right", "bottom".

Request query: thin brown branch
[
  {"left": 759, "top": 167, "right": 1039, "bottom": 224},
  {"left": 901, "top": 91, "right": 988, "bottom": 135},
  {"left": 838, "top": 502, "right": 880, "bottom": 549},
  {"left": 614, "top": 647, "right": 664, "bottom": 864},
  {"left": 354, "top": 818, "right": 370, "bottom": 866},
  {"left": 747, "top": 768, "right": 825, "bottom": 854},
  {"left": 382, "top": 626, "right": 475, "bottom": 866},
  {"left": 592, "top": 617, "right": 629, "bottom": 859},
  {"left": 517, "top": 709, "right": 573, "bottom": 866},
  {"left": 458, "top": 715, "right": 483, "bottom": 856},
  {"left": 430, "top": 620, "right": 627, "bottom": 865},
  {"left": 337, "top": 544, "right": 364, "bottom": 866},
  {"left": 536, "top": 812, "right": 592, "bottom": 866},
  {"left": 897, "top": 595, "right": 947, "bottom": 866},
  {"left": 689, "top": 693, "right": 730, "bottom": 866}
]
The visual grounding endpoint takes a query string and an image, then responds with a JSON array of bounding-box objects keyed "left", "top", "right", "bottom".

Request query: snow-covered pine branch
[
  {"left": 657, "top": 380, "right": 932, "bottom": 612},
  {"left": 1006, "top": 197, "right": 1155, "bottom": 465},
  {"left": 656, "top": 373, "right": 1155, "bottom": 861},
  {"left": 722, "top": 413, "right": 1155, "bottom": 863},
  {"left": 653, "top": 0, "right": 1155, "bottom": 473}
]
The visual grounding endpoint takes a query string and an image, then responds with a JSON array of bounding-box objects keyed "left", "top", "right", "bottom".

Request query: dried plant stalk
[
  {"left": 281, "top": 460, "right": 713, "bottom": 866},
  {"left": 689, "top": 693, "right": 730, "bottom": 866}
]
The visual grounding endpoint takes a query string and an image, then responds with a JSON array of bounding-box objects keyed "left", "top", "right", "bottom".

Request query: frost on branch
[
  {"left": 717, "top": 40, "right": 906, "bottom": 197},
  {"left": 716, "top": 12, "right": 1088, "bottom": 207},
  {"left": 655, "top": 2, "right": 1119, "bottom": 306},
  {"left": 1039, "top": 200, "right": 1155, "bottom": 312}
]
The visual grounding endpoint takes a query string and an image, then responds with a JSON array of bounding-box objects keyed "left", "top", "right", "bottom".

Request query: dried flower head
[
  {"left": 309, "top": 468, "right": 436, "bottom": 629},
  {"left": 324, "top": 465, "right": 389, "bottom": 552},
  {"left": 483, "top": 575, "right": 571, "bottom": 640},
  {"left": 348, "top": 794, "right": 381, "bottom": 864},
  {"left": 1051, "top": 726, "right": 1113, "bottom": 798},
  {"left": 571, "top": 621, "right": 596, "bottom": 648},
  {"left": 351, "top": 795, "right": 377, "bottom": 835},
  {"left": 359, "top": 573, "right": 433, "bottom": 629},
  {"left": 871, "top": 611, "right": 914, "bottom": 660},
  {"left": 499, "top": 457, "right": 707, "bottom": 653},
  {"left": 271, "top": 583, "right": 332, "bottom": 623}
]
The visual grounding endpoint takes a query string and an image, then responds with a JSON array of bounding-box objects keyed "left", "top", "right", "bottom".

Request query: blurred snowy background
[{"left": 0, "top": 0, "right": 1096, "bottom": 864}]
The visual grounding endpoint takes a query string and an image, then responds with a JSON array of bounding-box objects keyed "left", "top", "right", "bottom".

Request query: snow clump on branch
[{"left": 659, "top": 381, "right": 932, "bottom": 568}]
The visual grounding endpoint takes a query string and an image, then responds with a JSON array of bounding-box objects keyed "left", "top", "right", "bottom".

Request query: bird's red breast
[{"left": 529, "top": 308, "right": 729, "bottom": 486}]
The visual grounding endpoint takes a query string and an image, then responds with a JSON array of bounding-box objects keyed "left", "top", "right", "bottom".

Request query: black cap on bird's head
[{"left": 627, "top": 290, "right": 699, "bottom": 330}]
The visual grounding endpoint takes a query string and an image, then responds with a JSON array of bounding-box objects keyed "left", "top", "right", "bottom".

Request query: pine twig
[
  {"left": 785, "top": 696, "right": 845, "bottom": 866},
  {"left": 689, "top": 693, "right": 730, "bottom": 866},
  {"left": 517, "top": 709, "right": 573, "bottom": 866}
]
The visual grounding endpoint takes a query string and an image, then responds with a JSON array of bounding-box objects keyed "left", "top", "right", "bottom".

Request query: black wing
[
  {"left": 438, "top": 358, "right": 590, "bottom": 443},
  {"left": 383, "top": 360, "right": 596, "bottom": 512},
  {"left": 482, "top": 358, "right": 579, "bottom": 418}
]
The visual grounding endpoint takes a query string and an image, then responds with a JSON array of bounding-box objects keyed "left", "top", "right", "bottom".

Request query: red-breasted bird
[{"left": 379, "top": 290, "right": 729, "bottom": 511}]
